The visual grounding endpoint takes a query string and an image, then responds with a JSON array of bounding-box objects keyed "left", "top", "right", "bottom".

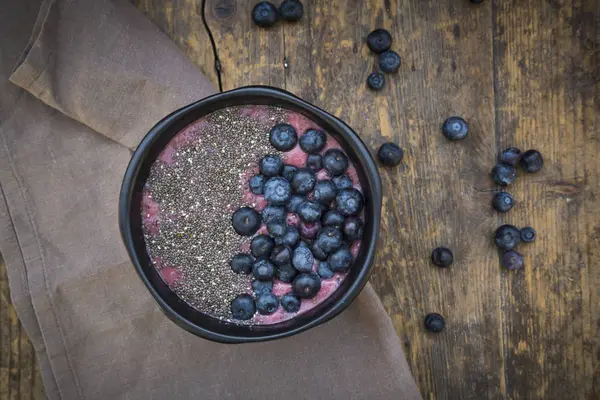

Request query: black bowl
[{"left": 119, "top": 86, "right": 382, "bottom": 343}]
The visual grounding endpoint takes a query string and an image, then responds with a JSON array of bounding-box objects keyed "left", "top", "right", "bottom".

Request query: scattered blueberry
[
  {"left": 332, "top": 174, "right": 353, "bottom": 190},
  {"left": 260, "top": 154, "right": 283, "bottom": 177},
  {"left": 322, "top": 210, "right": 345, "bottom": 228},
  {"left": 269, "top": 123, "right": 298, "bottom": 151},
  {"left": 520, "top": 150, "right": 544, "bottom": 173},
  {"left": 299, "top": 129, "right": 327, "bottom": 154},
  {"left": 520, "top": 227, "right": 536, "bottom": 243},
  {"left": 316, "top": 226, "right": 343, "bottom": 253},
  {"left": 311, "top": 241, "right": 329, "bottom": 261},
  {"left": 317, "top": 261, "right": 335, "bottom": 279},
  {"left": 286, "top": 194, "right": 305, "bottom": 213},
  {"left": 323, "top": 149, "right": 349, "bottom": 176},
  {"left": 249, "top": 174, "right": 266, "bottom": 195},
  {"left": 300, "top": 221, "right": 321, "bottom": 240},
  {"left": 275, "top": 226, "right": 300, "bottom": 247},
  {"left": 292, "top": 245, "right": 314, "bottom": 272},
  {"left": 492, "top": 192, "right": 515, "bottom": 213},
  {"left": 252, "top": 1, "right": 278, "bottom": 28},
  {"left": 251, "top": 234, "right": 275, "bottom": 258},
  {"left": 231, "top": 294, "right": 256, "bottom": 320},
  {"left": 230, "top": 254, "right": 254, "bottom": 275},
  {"left": 276, "top": 263, "right": 298, "bottom": 283},
  {"left": 253, "top": 258, "right": 276, "bottom": 280},
  {"left": 313, "top": 180, "right": 338, "bottom": 205},
  {"left": 336, "top": 188, "right": 365, "bottom": 216},
  {"left": 499, "top": 147, "right": 522, "bottom": 167},
  {"left": 367, "top": 72, "right": 385, "bottom": 90},
  {"left": 494, "top": 224, "right": 521, "bottom": 251},
  {"left": 278, "top": 0, "right": 303, "bottom": 21},
  {"left": 502, "top": 250, "right": 524, "bottom": 271},
  {"left": 232, "top": 207, "right": 261, "bottom": 236},
  {"left": 377, "top": 143, "right": 404, "bottom": 166},
  {"left": 298, "top": 200, "right": 323, "bottom": 222},
  {"left": 328, "top": 248, "right": 353, "bottom": 272},
  {"left": 270, "top": 245, "right": 292, "bottom": 266},
  {"left": 252, "top": 279, "right": 273, "bottom": 296},
  {"left": 267, "top": 220, "right": 287, "bottom": 238},
  {"left": 441, "top": 117, "right": 469, "bottom": 141},
  {"left": 290, "top": 167, "right": 316, "bottom": 194},
  {"left": 367, "top": 29, "right": 392, "bottom": 53},
  {"left": 306, "top": 154, "right": 323, "bottom": 172},
  {"left": 292, "top": 273, "right": 322, "bottom": 298},
  {"left": 256, "top": 293, "right": 279, "bottom": 315},
  {"left": 491, "top": 163, "right": 517, "bottom": 186},
  {"left": 424, "top": 313, "right": 445, "bottom": 333},
  {"left": 264, "top": 177, "right": 292, "bottom": 205},
  {"left": 379, "top": 50, "right": 401, "bottom": 73},
  {"left": 282, "top": 165, "right": 298, "bottom": 181},
  {"left": 281, "top": 292, "right": 301, "bottom": 312},
  {"left": 261, "top": 205, "right": 286, "bottom": 224},
  {"left": 431, "top": 247, "right": 453, "bottom": 268},
  {"left": 343, "top": 217, "right": 364, "bottom": 241}
]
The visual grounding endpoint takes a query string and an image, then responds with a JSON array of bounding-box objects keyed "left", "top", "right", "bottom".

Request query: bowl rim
[{"left": 119, "top": 85, "right": 382, "bottom": 343}]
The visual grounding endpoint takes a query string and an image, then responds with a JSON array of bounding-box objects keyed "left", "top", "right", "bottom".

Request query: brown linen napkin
[{"left": 0, "top": 0, "right": 421, "bottom": 399}]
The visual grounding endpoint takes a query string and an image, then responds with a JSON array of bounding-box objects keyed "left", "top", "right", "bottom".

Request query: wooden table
[{"left": 2, "top": 1, "right": 598, "bottom": 398}]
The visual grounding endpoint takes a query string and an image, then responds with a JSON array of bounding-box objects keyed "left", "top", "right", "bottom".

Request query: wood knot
[{"left": 212, "top": 0, "right": 236, "bottom": 21}]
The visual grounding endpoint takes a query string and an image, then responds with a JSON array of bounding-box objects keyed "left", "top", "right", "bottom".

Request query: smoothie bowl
[{"left": 119, "top": 86, "right": 382, "bottom": 343}]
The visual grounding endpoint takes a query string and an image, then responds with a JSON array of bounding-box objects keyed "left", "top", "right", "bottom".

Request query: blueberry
[
  {"left": 251, "top": 234, "right": 275, "bottom": 258},
  {"left": 367, "top": 29, "right": 392, "bottom": 53},
  {"left": 336, "top": 188, "right": 365, "bottom": 216},
  {"left": 278, "top": 0, "right": 303, "bottom": 21},
  {"left": 298, "top": 200, "right": 323, "bottom": 223},
  {"left": 267, "top": 221, "right": 287, "bottom": 238},
  {"left": 424, "top": 313, "right": 445, "bottom": 333},
  {"left": 494, "top": 224, "right": 521, "bottom": 250},
  {"left": 249, "top": 174, "right": 266, "bottom": 195},
  {"left": 502, "top": 250, "right": 524, "bottom": 271},
  {"left": 328, "top": 248, "right": 353, "bottom": 272},
  {"left": 292, "top": 245, "right": 314, "bottom": 272},
  {"left": 290, "top": 167, "right": 316, "bottom": 194},
  {"left": 286, "top": 194, "right": 305, "bottom": 213},
  {"left": 317, "top": 261, "right": 334, "bottom": 279},
  {"left": 343, "top": 217, "right": 363, "bottom": 241},
  {"left": 299, "top": 129, "right": 327, "bottom": 154},
  {"left": 276, "top": 263, "right": 298, "bottom": 283},
  {"left": 316, "top": 226, "right": 343, "bottom": 253},
  {"left": 230, "top": 294, "right": 256, "bottom": 320},
  {"left": 379, "top": 50, "right": 401, "bottom": 73},
  {"left": 313, "top": 180, "right": 337, "bottom": 205},
  {"left": 292, "top": 272, "right": 321, "bottom": 298},
  {"left": 332, "top": 174, "right": 353, "bottom": 190},
  {"left": 230, "top": 254, "right": 254, "bottom": 275},
  {"left": 520, "top": 150, "right": 544, "bottom": 173},
  {"left": 256, "top": 293, "right": 279, "bottom": 315},
  {"left": 442, "top": 117, "right": 469, "bottom": 141},
  {"left": 378, "top": 143, "right": 404, "bottom": 166},
  {"left": 520, "top": 227, "right": 536, "bottom": 243},
  {"left": 322, "top": 210, "right": 345, "bottom": 228},
  {"left": 431, "top": 247, "right": 453, "bottom": 268},
  {"left": 232, "top": 207, "right": 261, "bottom": 236},
  {"left": 306, "top": 154, "right": 323, "bottom": 172},
  {"left": 300, "top": 221, "right": 321, "bottom": 240},
  {"left": 264, "top": 177, "right": 292, "bottom": 205},
  {"left": 270, "top": 245, "right": 292, "bottom": 266},
  {"left": 323, "top": 149, "right": 349, "bottom": 176},
  {"left": 282, "top": 165, "right": 298, "bottom": 182},
  {"left": 367, "top": 72, "right": 385, "bottom": 90},
  {"left": 311, "top": 241, "right": 329, "bottom": 261},
  {"left": 260, "top": 154, "right": 283, "bottom": 177},
  {"left": 491, "top": 163, "right": 517, "bottom": 186},
  {"left": 252, "top": 279, "right": 273, "bottom": 296},
  {"left": 261, "top": 205, "right": 286, "bottom": 224},
  {"left": 252, "top": 258, "right": 276, "bottom": 281},
  {"left": 252, "top": 1, "right": 278, "bottom": 28},
  {"left": 499, "top": 147, "right": 522, "bottom": 167},
  {"left": 492, "top": 192, "right": 515, "bottom": 213},
  {"left": 275, "top": 226, "right": 300, "bottom": 247},
  {"left": 298, "top": 240, "right": 311, "bottom": 249},
  {"left": 269, "top": 123, "right": 298, "bottom": 151},
  {"left": 281, "top": 292, "right": 301, "bottom": 312}
]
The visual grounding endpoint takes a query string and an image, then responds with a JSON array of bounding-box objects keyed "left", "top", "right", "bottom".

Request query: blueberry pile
[
  {"left": 365, "top": 29, "right": 401, "bottom": 91},
  {"left": 252, "top": 1, "right": 303, "bottom": 28},
  {"left": 229, "top": 123, "right": 365, "bottom": 320}
]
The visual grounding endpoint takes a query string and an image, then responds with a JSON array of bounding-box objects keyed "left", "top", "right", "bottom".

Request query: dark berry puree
[{"left": 141, "top": 105, "right": 365, "bottom": 325}]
